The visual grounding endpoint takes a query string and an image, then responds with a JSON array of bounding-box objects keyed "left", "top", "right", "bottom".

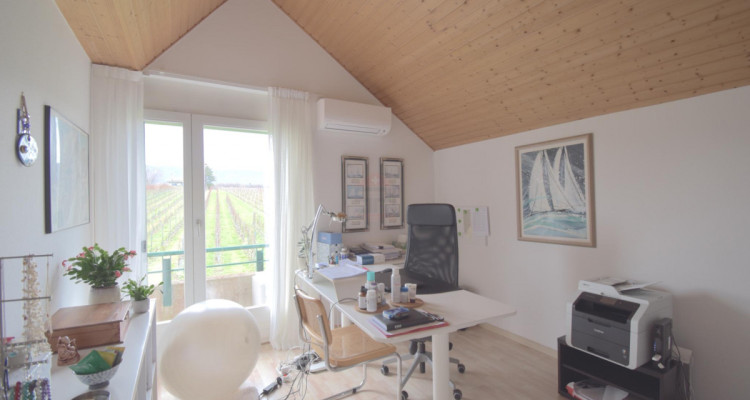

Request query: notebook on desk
[{"left": 370, "top": 308, "right": 434, "bottom": 331}]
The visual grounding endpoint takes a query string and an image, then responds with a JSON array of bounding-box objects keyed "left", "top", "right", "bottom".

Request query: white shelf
[{"left": 51, "top": 300, "right": 156, "bottom": 400}]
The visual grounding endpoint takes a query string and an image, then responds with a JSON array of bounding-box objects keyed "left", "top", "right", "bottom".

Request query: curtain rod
[{"left": 142, "top": 69, "right": 268, "bottom": 95}]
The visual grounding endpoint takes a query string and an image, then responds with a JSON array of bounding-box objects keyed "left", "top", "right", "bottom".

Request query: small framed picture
[
  {"left": 380, "top": 157, "right": 404, "bottom": 229},
  {"left": 515, "top": 133, "right": 595, "bottom": 247},
  {"left": 342, "top": 156, "right": 369, "bottom": 232}
]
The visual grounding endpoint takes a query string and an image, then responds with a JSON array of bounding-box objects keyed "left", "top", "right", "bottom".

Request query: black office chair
[{"left": 382, "top": 203, "right": 465, "bottom": 400}]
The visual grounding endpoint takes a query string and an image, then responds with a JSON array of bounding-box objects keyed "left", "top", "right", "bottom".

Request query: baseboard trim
[{"left": 476, "top": 324, "right": 558, "bottom": 358}]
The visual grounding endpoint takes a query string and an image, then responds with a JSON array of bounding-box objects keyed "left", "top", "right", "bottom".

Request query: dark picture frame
[
  {"left": 380, "top": 157, "right": 404, "bottom": 229},
  {"left": 341, "top": 155, "right": 369, "bottom": 232},
  {"left": 44, "top": 106, "right": 90, "bottom": 233},
  {"left": 515, "top": 133, "right": 595, "bottom": 247}
]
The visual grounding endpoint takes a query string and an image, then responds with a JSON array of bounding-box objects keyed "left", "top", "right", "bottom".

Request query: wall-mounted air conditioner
[{"left": 317, "top": 98, "right": 392, "bottom": 136}]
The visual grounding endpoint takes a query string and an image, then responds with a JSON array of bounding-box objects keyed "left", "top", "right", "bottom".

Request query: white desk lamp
[{"left": 302, "top": 204, "right": 346, "bottom": 278}]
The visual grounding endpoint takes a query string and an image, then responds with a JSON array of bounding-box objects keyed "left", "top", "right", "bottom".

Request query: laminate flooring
[{"left": 158, "top": 325, "right": 568, "bottom": 399}]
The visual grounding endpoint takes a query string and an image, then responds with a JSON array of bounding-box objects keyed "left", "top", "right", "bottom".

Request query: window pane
[
  {"left": 145, "top": 121, "right": 186, "bottom": 322},
  {"left": 203, "top": 126, "right": 270, "bottom": 307}
]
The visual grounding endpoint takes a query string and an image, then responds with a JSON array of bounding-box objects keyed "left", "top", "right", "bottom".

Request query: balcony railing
[{"left": 146, "top": 244, "right": 268, "bottom": 306}]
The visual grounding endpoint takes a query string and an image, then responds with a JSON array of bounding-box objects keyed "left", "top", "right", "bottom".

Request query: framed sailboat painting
[{"left": 515, "top": 133, "right": 596, "bottom": 247}]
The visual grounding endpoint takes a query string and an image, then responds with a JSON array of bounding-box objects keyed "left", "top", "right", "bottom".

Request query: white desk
[{"left": 296, "top": 271, "right": 516, "bottom": 400}]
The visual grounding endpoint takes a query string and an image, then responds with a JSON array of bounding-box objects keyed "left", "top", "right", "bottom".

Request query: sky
[{"left": 145, "top": 122, "right": 271, "bottom": 185}]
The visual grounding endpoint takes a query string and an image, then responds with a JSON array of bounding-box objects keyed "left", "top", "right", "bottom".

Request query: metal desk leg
[{"left": 432, "top": 332, "right": 451, "bottom": 400}]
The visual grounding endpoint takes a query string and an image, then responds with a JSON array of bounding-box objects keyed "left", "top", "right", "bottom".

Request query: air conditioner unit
[{"left": 317, "top": 98, "right": 391, "bottom": 136}]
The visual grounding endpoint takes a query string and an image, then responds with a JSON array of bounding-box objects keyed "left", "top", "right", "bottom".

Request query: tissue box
[
  {"left": 317, "top": 231, "right": 342, "bottom": 244},
  {"left": 317, "top": 242, "right": 341, "bottom": 264}
]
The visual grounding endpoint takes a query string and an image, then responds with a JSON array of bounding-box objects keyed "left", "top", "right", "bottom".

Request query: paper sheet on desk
[{"left": 317, "top": 264, "right": 366, "bottom": 280}]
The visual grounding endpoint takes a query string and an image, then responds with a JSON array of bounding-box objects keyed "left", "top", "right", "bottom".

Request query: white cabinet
[{"left": 51, "top": 301, "right": 157, "bottom": 400}]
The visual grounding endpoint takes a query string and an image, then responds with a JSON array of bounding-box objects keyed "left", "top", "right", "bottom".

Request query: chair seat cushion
[{"left": 323, "top": 325, "right": 397, "bottom": 368}]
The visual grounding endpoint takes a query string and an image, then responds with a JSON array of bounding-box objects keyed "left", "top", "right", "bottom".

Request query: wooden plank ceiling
[
  {"left": 274, "top": 0, "right": 750, "bottom": 150},
  {"left": 56, "top": 0, "right": 750, "bottom": 150},
  {"left": 55, "top": 0, "right": 226, "bottom": 71}
]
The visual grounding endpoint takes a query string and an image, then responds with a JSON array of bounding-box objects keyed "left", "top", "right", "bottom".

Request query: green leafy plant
[
  {"left": 121, "top": 275, "right": 163, "bottom": 301},
  {"left": 63, "top": 243, "right": 135, "bottom": 288}
]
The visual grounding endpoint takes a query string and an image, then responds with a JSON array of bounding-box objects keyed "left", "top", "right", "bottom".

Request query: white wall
[
  {"left": 145, "top": 0, "right": 435, "bottom": 246},
  {"left": 0, "top": 0, "right": 92, "bottom": 332},
  {"left": 435, "top": 86, "right": 750, "bottom": 398}
]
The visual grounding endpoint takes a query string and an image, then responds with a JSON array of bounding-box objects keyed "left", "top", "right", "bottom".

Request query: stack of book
[
  {"left": 362, "top": 243, "right": 402, "bottom": 260},
  {"left": 369, "top": 309, "right": 448, "bottom": 337}
]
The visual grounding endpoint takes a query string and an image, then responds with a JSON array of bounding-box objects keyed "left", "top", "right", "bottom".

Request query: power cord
[
  {"left": 260, "top": 377, "right": 283, "bottom": 397},
  {"left": 670, "top": 332, "right": 693, "bottom": 400},
  {"left": 273, "top": 343, "right": 313, "bottom": 399}
]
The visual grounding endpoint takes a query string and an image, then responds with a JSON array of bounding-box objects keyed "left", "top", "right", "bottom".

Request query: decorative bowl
[{"left": 75, "top": 365, "right": 120, "bottom": 389}]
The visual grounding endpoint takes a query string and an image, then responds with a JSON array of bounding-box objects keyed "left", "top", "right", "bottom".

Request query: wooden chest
[{"left": 47, "top": 301, "right": 130, "bottom": 351}]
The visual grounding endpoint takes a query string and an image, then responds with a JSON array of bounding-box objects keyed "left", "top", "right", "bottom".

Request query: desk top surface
[{"left": 297, "top": 271, "right": 516, "bottom": 343}]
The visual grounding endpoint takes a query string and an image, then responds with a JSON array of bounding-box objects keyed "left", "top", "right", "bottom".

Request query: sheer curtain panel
[
  {"left": 90, "top": 65, "right": 146, "bottom": 278},
  {"left": 269, "top": 87, "right": 314, "bottom": 349}
]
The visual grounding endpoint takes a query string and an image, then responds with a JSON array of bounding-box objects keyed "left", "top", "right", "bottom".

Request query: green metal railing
[{"left": 146, "top": 244, "right": 268, "bottom": 306}]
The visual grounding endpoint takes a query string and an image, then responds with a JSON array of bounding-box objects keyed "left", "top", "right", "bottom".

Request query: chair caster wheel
[
  {"left": 381, "top": 365, "right": 389, "bottom": 375},
  {"left": 457, "top": 363, "right": 466, "bottom": 373},
  {"left": 401, "top": 390, "right": 409, "bottom": 400},
  {"left": 453, "top": 388, "right": 462, "bottom": 400}
]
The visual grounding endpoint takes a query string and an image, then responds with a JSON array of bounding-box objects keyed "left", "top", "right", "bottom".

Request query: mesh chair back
[{"left": 403, "top": 204, "right": 459, "bottom": 290}]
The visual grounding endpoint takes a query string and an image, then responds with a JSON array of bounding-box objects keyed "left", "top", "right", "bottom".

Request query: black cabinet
[{"left": 558, "top": 336, "right": 679, "bottom": 400}]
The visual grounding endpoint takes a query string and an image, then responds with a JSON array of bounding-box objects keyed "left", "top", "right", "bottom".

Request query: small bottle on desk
[
  {"left": 358, "top": 286, "right": 367, "bottom": 310},
  {"left": 391, "top": 269, "right": 401, "bottom": 303},
  {"left": 366, "top": 288, "right": 377, "bottom": 312}
]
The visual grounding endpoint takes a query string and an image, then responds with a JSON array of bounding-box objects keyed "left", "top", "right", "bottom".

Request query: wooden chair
[{"left": 294, "top": 287, "right": 405, "bottom": 400}]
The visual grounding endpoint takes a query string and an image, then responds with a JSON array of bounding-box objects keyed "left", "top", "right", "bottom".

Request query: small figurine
[{"left": 56, "top": 336, "right": 80, "bottom": 366}]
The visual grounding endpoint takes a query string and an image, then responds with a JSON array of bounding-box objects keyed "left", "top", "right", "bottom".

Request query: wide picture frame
[
  {"left": 341, "top": 155, "right": 369, "bottom": 232},
  {"left": 44, "top": 105, "right": 90, "bottom": 233},
  {"left": 515, "top": 133, "right": 595, "bottom": 247}
]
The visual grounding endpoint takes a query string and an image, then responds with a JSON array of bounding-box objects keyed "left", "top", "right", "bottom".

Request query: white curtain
[
  {"left": 269, "top": 87, "right": 314, "bottom": 349},
  {"left": 90, "top": 65, "right": 146, "bottom": 278}
]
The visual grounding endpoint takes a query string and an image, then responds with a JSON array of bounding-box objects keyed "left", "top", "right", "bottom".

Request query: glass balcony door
[{"left": 145, "top": 111, "right": 269, "bottom": 322}]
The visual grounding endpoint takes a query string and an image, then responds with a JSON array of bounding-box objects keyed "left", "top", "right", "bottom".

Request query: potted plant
[
  {"left": 121, "top": 276, "right": 162, "bottom": 313},
  {"left": 63, "top": 244, "right": 135, "bottom": 304}
]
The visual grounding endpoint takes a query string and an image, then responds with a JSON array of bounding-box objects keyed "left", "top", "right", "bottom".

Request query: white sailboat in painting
[
  {"left": 527, "top": 147, "right": 585, "bottom": 215},
  {"left": 523, "top": 145, "right": 588, "bottom": 239}
]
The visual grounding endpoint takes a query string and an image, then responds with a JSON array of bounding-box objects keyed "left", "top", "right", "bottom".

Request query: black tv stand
[{"left": 558, "top": 336, "right": 679, "bottom": 400}]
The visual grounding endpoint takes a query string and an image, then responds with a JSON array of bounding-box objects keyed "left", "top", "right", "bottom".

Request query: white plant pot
[
  {"left": 89, "top": 285, "right": 120, "bottom": 305},
  {"left": 132, "top": 299, "right": 149, "bottom": 314}
]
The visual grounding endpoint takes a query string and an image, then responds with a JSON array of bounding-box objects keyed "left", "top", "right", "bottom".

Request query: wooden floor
[{"left": 159, "top": 325, "right": 568, "bottom": 399}]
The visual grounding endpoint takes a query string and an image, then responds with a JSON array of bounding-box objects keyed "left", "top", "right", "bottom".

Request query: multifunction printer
[{"left": 566, "top": 278, "right": 673, "bottom": 369}]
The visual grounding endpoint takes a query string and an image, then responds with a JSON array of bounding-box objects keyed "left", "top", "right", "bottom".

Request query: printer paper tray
[{"left": 570, "top": 331, "right": 630, "bottom": 368}]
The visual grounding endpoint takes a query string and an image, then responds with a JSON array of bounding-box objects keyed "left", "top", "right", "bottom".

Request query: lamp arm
[{"left": 307, "top": 204, "right": 325, "bottom": 278}]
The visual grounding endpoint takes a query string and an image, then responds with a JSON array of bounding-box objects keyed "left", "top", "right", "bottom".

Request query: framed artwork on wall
[
  {"left": 380, "top": 157, "right": 404, "bottom": 229},
  {"left": 515, "top": 133, "right": 595, "bottom": 247},
  {"left": 341, "top": 155, "right": 369, "bottom": 232},
  {"left": 44, "top": 105, "right": 90, "bottom": 233}
]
